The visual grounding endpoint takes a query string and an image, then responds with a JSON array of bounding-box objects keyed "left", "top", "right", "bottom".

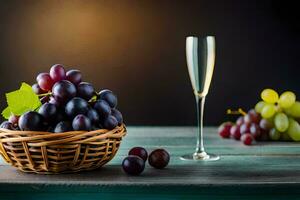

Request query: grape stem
[
  {"left": 38, "top": 92, "right": 52, "bottom": 97},
  {"left": 227, "top": 108, "right": 247, "bottom": 116},
  {"left": 88, "top": 94, "right": 98, "bottom": 103}
]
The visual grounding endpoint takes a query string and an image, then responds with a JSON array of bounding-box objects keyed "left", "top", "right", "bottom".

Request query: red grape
[
  {"left": 241, "top": 133, "right": 254, "bottom": 145},
  {"left": 249, "top": 123, "right": 261, "bottom": 139},
  {"left": 244, "top": 109, "right": 261, "bottom": 124},
  {"left": 50, "top": 64, "right": 66, "bottom": 82},
  {"left": 240, "top": 123, "right": 251, "bottom": 135},
  {"left": 37, "top": 73, "right": 54, "bottom": 91},
  {"left": 230, "top": 125, "right": 241, "bottom": 140},
  {"left": 236, "top": 116, "right": 244, "bottom": 126},
  {"left": 8, "top": 115, "right": 19, "bottom": 126},
  {"left": 129, "top": 147, "right": 148, "bottom": 162},
  {"left": 148, "top": 149, "right": 170, "bottom": 169},
  {"left": 218, "top": 122, "right": 233, "bottom": 138},
  {"left": 36, "top": 72, "right": 47, "bottom": 82},
  {"left": 259, "top": 119, "right": 273, "bottom": 131}
]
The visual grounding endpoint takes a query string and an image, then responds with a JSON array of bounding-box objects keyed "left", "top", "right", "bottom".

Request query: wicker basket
[{"left": 0, "top": 124, "right": 126, "bottom": 174}]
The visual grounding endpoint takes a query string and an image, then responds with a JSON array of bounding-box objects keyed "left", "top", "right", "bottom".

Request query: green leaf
[
  {"left": 1, "top": 107, "right": 12, "bottom": 119},
  {"left": 20, "top": 82, "right": 33, "bottom": 92},
  {"left": 2, "top": 82, "right": 42, "bottom": 118}
]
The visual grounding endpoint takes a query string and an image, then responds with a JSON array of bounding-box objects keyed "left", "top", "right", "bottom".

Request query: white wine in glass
[{"left": 181, "top": 36, "right": 219, "bottom": 161}]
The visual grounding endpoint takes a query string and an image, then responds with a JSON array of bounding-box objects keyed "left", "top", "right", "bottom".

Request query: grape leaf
[
  {"left": 1, "top": 107, "right": 12, "bottom": 119},
  {"left": 2, "top": 82, "right": 42, "bottom": 119}
]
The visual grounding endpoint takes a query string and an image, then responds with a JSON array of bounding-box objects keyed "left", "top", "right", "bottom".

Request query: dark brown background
[{"left": 0, "top": 0, "right": 299, "bottom": 125}]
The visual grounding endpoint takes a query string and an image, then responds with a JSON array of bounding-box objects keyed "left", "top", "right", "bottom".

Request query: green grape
[
  {"left": 269, "top": 128, "right": 281, "bottom": 140},
  {"left": 287, "top": 118, "right": 300, "bottom": 141},
  {"left": 274, "top": 113, "right": 289, "bottom": 132},
  {"left": 284, "top": 101, "right": 300, "bottom": 118},
  {"left": 255, "top": 101, "right": 266, "bottom": 113},
  {"left": 280, "top": 132, "right": 292, "bottom": 141},
  {"left": 278, "top": 91, "right": 296, "bottom": 108},
  {"left": 261, "top": 104, "right": 276, "bottom": 119},
  {"left": 261, "top": 89, "right": 279, "bottom": 104}
]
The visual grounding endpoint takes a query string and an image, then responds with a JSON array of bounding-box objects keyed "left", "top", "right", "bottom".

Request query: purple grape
[
  {"left": 54, "top": 121, "right": 73, "bottom": 133},
  {"left": 49, "top": 96, "right": 61, "bottom": 107},
  {"left": 38, "top": 103, "right": 57, "bottom": 123},
  {"left": 18, "top": 111, "right": 44, "bottom": 131},
  {"left": 103, "top": 115, "right": 118, "bottom": 130},
  {"left": 65, "top": 97, "right": 89, "bottom": 118},
  {"left": 77, "top": 82, "right": 95, "bottom": 100},
  {"left": 94, "top": 100, "right": 111, "bottom": 117},
  {"left": 99, "top": 89, "right": 117, "bottom": 108},
  {"left": 72, "top": 114, "right": 91, "bottom": 131},
  {"left": 32, "top": 83, "right": 46, "bottom": 94},
  {"left": 111, "top": 109, "right": 123, "bottom": 125},
  {"left": 66, "top": 70, "right": 82, "bottom": 85},
  {"left": 52, "top": 80, "right": 76, "bottom": 103},
  {"left": 122, "top": 155, "right": 145, "bottom": 175},
  {"left": 87, "top": 109, "right": 100, "bottom": 124},
  {"left": 0, "top": 121, "right": 14, "bottom": 130},
  {"left": 55, "top": 108, "right": 67, "bottom": 123}
]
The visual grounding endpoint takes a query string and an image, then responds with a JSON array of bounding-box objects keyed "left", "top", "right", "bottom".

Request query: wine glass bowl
[{"left": 181, "top": 36, "right": 220, "bottom": 161}]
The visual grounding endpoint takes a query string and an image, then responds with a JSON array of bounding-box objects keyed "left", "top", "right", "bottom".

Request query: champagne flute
[{"left": 181, "top": 36, "right": 219, "bottom": 161}]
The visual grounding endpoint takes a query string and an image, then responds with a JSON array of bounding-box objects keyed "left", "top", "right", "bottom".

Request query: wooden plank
[
  {"left": 1, "top": 126, "right": 300, "bottom": 200},
  {"left": 1, "top": 153, "right": 300, "bottom": 185}
]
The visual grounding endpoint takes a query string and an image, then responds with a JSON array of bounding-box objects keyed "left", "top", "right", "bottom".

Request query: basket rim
[
  {"left": 0, "top": 123, "right": 125, "bottom": 134},
  {"left": 0, "top": 124, "right": 126, "bottom": 145}
]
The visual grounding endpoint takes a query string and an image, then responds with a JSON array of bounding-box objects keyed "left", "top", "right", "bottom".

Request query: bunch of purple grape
[{"left": 0, "top": 64, "right": 123, "bottom": 132}]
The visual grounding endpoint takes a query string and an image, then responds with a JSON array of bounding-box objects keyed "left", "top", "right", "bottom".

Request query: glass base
[{"left": 180, "top": 152, "right": 220, "bottom": 161}]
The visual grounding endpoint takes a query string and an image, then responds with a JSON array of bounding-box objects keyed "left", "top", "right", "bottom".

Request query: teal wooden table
[{"left": 1, "top": 127, "right": 300, "bottom": 200}]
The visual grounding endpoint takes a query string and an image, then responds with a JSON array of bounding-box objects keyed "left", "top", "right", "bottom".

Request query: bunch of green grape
[{"left": 255, "top": 89, "right": 300, "bottom": 141}]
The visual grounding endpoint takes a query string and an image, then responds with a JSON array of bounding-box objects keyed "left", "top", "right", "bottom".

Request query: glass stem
[{"left": 195, "top": 95, "right": 206, "bottom": 154}]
